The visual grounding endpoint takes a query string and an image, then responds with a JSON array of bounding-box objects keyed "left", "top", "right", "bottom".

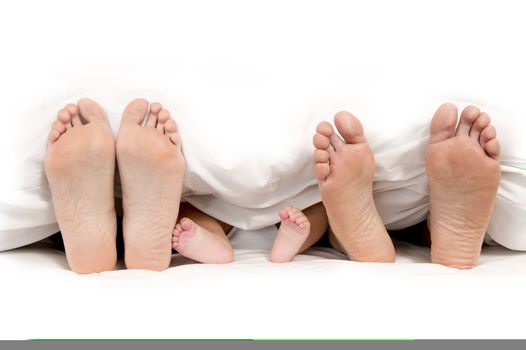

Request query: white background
[{"left": 1, "top": 0, "right": 526, "bottom": 340}]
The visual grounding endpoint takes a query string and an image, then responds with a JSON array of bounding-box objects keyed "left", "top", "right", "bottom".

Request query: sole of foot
[
  {"left": 312, "top": 111, "right": 395, "bottom": 262},
  {"left": 116, "top": 99, "right": 185, "bottom": 271},
  {"left": 270, "top": 206, "right": 311, "bottom": 263},
  {"left": 172, "top": 218, "right": 234, "bottom": 264},
  {"left": 427, "top": 103, "right": 500, "bottom": 269},
  {"left": 44, "top": 99, "right": 117, "bottom": 274}
]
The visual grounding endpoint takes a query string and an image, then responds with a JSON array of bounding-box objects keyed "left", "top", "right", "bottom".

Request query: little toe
[
  {"left": 297, "top": 218, "right": 309, "bottom": 227},
  {"left": 429, "top": 103, "right": 458, "bottom": 144},
  {"left": 456, "top": 105, "right": 480, "bottom": 137},
  {"left": 484, "top": 138, "right": 501, "bottom": 160},
  {"left": 169, "top": 133, "right": 181, "bottom": 146},
  {"left": 480, "top": 125, "right": 497, "bottom": 148},
  {"left": 52, "top": 120, "right": 66, "bottom": 134},
  {"left": 121, "top": 98, "right": 149, "bottom": 125},
  {"left": 164, "top": 118, "right": 181, "bottom": 147},
  {"left": 48, "top": 129, "right": 61, "bottom": 143},
  {"left": 77, "top": 98, "right": 107, "bottom": 123},
  {"left": 334, "top": 111, "right": 367, "bottom": 144},
  {"left": 470, "top": 112, "right": 491, "bottom": 142},
  {"left": 145, "top": 102, "right": 162, "bottom": 128}
]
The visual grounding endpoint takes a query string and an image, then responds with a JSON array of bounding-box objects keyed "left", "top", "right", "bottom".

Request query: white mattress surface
[{"left": 1, "top": 227, "right": 526, "bottom": 340}]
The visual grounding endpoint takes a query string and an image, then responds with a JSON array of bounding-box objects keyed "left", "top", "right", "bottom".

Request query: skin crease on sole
[
  {"left": 312, "top": 111, "right": 395, "bottom": 263},
  {"left": 116, "top": 98, "right": 185, "bottom": 271},
  {"left": 270, "top": 206, "right": 311, "bottom": 263},
  {"left": 426, "top": 103, "right": 501, "bottom": 269},
  {"left": 44, "top": 99, "right": 117, "bottom": 274}
]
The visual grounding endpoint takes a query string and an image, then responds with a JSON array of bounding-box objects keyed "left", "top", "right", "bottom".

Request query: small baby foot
[
  {"left": 44, "top": 99, "right": 117, "bottom": 274},
  {"left": 116, "top": 99, "right": 185, "bottom": 271},
  {"left": 312, "top": 112, "right": 395, "bottom": 262},
  {"left": 172, "top": 218, "right": 234, "bottom": 264},
  {"left": 270, "top": 207, "right": 311, "bottom": 263},
  {"left": 427, "top": 103, "right": 501, "bottom": 269}
]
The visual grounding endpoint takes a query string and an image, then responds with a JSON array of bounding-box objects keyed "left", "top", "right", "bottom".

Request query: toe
[
  {"left": 469, "top": 112, "right": 490, "bottom": 142},
  {"left": 66, "top": 104, "right": 82, "bottom": 126},
  {"left": 279, "top": 208, "right": 289, "bottom": 221},
  {"left": 145, "top": 102, "right": 162, "bottom": 128},
  {"left": 484, "top": 138, "right": 501, "bottom": 160},
  {"left": 48, "top": 129, "right": 61, "bottom": 143},
  {"left": 456, "top": 105, "right": 480, "bottom": 137},
  {"left": 297, "top": 216, "right": 309, "bottom": 225},
  {"left": 315, "top": 163, "right": 330, "bottom": 182},
  {"left": 52, "top": 120, "right": 66, "bottom": 134},
  {"left": 334, "top": 111, "right": 367, "bottom": 144},
  {"left": 78, "top": 98, "right": 107, "bottom": 123},
  {"left": 429, "top": 103, "right": 458, "bottom": 144},
  {"left": 157, "top": 109, "right": 171, "bottom": 133},
  {"left": 314, "top": 149, "right": 330, "bottom": 163},
  {"left": 169, "top": 133, "right": 181, "bottom": 146},
  {"left": 316, "top": 121, "right": 334, "bottom": 137},
  {"left": 313, "top": 133, "right": 331, "bottom": 150},
  {"left": 122, "top": 98, "right": 149, "bottom": 125},
  {"left": 292, "top": 211, "right": 304, "bottom": 220},
  {"left": 329, "top": 131, "right": 345, "bottom": 150},
  {"left": 288, "top": 207, "right": 299, "bottom": 214},
  {"left": 57, "top": 109, "right": 72, "bottom": 130},
  {"left": 164, "top": 118, "right": 181, "bottom": 147},
  {"left": 164, "top": 119, "right": 177, "bottom": 133},
  {"left": 180, "top": 218, "right": 194, "bottom": 231},
  {"left": 480, "top": 125, "right": 497, "bottom": 148}
]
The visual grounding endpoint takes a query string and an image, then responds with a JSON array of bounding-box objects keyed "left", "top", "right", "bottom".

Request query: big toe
[
  {"left": 334, "top": 111, "right": 366, "bottom": 144},
  {"left": 77, "top": 98, "right": 107, "bottom": 123},
  {"left": 122, "top": 98, "right": 149, "bottom": 125},
  {"left": 429, "top": 103, "right": 458, "bottom": 144}
]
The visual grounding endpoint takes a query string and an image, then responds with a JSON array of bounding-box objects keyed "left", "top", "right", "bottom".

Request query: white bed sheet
[{"left": 1, "top": 226, "right": 525, "bottom": 340}]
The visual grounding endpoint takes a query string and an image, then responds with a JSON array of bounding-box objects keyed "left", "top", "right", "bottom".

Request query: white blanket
[{"left": 1, "top": 0, "right": 526, "bottom": 250}]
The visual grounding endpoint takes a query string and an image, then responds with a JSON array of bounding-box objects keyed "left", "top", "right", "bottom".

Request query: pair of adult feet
[
  {"left": 313, "top": 103, "right": 500, "bottom": 269},
  {"left": 45, "top": 98, "right": 314, "bottom": 271},
  {"left": 45, "top": 99, "right": 184, "bottom": 273}
]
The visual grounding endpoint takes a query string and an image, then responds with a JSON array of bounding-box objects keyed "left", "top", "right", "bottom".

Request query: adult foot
[
  {"left": 270, "top": 207, "right": 311, "bottom": 263},
  {"left": 44, "top": 99, "right": 117, "bottom": 273},
  {"left": 116, "top": 99, "right": 185, "bottom": 271},
  {"left": 312, "top": 112, "right": 395, "bottom": 262},
  {"left": 172, "top": 218, "right": 234, "bottom": 264},
  {"left": 427, "top": 103, "right": 500, "bottom": 269}
]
